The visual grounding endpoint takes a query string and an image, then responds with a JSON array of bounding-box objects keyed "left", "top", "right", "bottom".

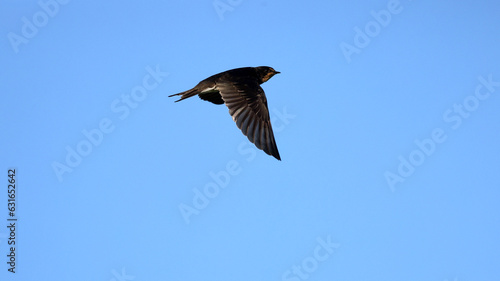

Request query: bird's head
[{"left": 256, "top": 66, "right": 280, "bottom": 83}]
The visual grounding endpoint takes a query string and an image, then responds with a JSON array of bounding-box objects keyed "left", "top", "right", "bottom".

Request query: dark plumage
[{"left": 169, "top": 66, "right": 281, "bottom": 160}]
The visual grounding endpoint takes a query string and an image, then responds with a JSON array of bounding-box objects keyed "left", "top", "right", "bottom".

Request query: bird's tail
[{"left": 168, "top": 88, "right": 199, "bottom": 102}]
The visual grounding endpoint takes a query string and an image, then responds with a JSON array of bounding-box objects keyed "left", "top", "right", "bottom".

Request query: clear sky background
[{"left": 1, "top": 0, "right": 499, "bottom": 280}]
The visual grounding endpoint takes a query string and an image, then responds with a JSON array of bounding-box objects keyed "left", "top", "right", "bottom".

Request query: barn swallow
[{"left": 169, "top": 66, "right": 281, "bottom": 160}]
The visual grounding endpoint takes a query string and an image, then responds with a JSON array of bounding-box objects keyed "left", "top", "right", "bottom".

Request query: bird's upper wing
[{"left": 217, "top": 78, "right": 281, "bottom": 160}]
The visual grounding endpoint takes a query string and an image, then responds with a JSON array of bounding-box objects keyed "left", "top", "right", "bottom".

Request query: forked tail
[{"left": 168, "top": 88, "right": 199, "bottom": 102}]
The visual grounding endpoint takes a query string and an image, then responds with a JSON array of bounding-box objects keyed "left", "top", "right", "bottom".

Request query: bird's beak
[{"left": 274, "top": 71, "right": 281, "bottom": 74}]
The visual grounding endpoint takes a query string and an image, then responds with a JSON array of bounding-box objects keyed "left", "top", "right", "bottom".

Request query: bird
[{"left": 169, "top": 66, "right": 281, "bottom": 160}]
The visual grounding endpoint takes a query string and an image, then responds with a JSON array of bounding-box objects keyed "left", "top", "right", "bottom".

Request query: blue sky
[{"left": 1, "top": 0, "right": 499, "bottom": 280}]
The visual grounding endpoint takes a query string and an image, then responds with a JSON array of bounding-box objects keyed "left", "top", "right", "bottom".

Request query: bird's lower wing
[{"left": 218, "top": 80, "right": 281, "bottom": 160}]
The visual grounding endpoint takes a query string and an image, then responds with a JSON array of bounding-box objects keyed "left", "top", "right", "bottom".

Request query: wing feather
[{"left": 217, "top": 79, "right": 281, "bottom": 160}]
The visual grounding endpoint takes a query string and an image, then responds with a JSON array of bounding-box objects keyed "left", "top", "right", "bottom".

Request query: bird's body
[{"left": 169, "top": 66, "right": 281, "bottom": 160}]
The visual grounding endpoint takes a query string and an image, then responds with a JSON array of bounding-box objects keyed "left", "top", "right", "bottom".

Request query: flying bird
[{"left": 169, "top": 66, "right": 281, "bottom": 160}]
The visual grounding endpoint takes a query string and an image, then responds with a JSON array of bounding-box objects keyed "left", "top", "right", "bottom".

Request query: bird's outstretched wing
[{"left": 217, "top": 78, "right": 281, "bottom": 160}]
